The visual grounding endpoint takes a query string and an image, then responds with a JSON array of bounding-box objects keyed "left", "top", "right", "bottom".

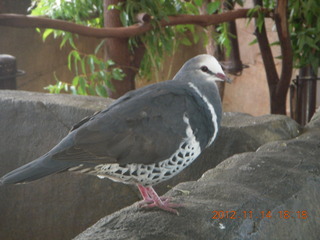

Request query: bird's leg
[
  {"left": 137, "top": 184, "right": 169, "bottom": 203},
  {"left": 137, "top": 184, "right": 181, "bottom": 215},
  {"left": 137, "top": 184, "right": 153, "bottom": 202}
]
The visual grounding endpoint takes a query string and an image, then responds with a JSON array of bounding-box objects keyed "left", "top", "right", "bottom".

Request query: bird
[{"left": 0, "top": 54, "right": 230, "bottom": 214}]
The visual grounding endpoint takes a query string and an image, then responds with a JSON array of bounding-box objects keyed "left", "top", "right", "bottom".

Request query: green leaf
[
  {"left": 193, "top": 33, "right": 200, "bottom": 44},
  {"left": 207, "top": 2, "right": 220, "bottom": 14},
  {"left": 247, "top": 5, "right": 261, "bottom": 26},
  {"left": 64, "top": 83, "right": 68, "bottom": 92},
  {"left": 194, "top": 0, "right": 203, "bottom": 7},
  {"left": 95, "top": 85, "right": 108, "bottom": 97},
  {"left": 67, "top": 52, "right": 73, "bottom": 70},
  {"left": 72, "top": 76, "right": 79, "bottom": 86},
  {"left": 87, "top": 84, "right": 95, "bottom": 96},
  {"left": 112, "top": 68, "right": 125, "bottom": 80},
  {"left": 42, "top": 29, "right": 53, "bottom": 41},
  {"left": 235, "top": 0, "right": 244, "bottom": 7},
  {"left": 305, "top": 36, "right": 320, "bottom": 50},
  {"left": 249, "top": 38, "right": 258, "bottom": 45},
  {"left": 80, "top": 58, "right": 86, "bottom": 75},
  {"left": 60, "top": 35, "right": 69, "bottom": 49},
  {"left": 107, "top": 4, "right": 116, "bottom": 10},
  {"left": 106, "top": 60, "right": 115, "bottom": 66},
  {"left": 269, "top": 41, "right": 280, "bottom": 46},
  {"left": 88, "top": 56, "right": 95, "bottom": 73},
  {"left": 78, "top": 76, "right": 87, "bottom": 95},
  {"left": 44, "top": 84, "right": 55, "bottom": 93},
  {"left": 257, "top": 12, "right": 265, "bottom": 32},
  {"left": 68, "top": 36, "right": 77, "bottom": 50},
  {"left": 70, "top": 85, "right": 77, "bottom": 95},
  {"left": 104, "top": 77, "right": 115, "bottom": 92},
  {"left": 181, "top": 37, "right": 192, "bottom": 46},
  {"left": 94, "top": 40, "right": 106, "bottom": 55}
]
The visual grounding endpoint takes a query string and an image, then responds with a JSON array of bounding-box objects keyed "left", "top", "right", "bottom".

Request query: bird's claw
[
  {"left": 139, "top": 199, "right": 182, "bottom": 215},
  {"left": 137, "top": 185, "right": 182, "bottom": 215}
]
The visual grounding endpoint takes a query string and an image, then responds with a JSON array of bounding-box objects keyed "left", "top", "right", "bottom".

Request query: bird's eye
[{"left": 200, "top": 66, "right": 209, "bottom": 73}]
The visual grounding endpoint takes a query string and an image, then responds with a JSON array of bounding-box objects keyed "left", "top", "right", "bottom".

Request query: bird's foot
[
  {"left": 139, "top": 198, "right": 182, "bottom": 215},
  {"left": 138, "top": 196, "right": 170, "bottom": 205},
  {"left": 137, "top": 184, "right": 182, "bottom": 215}
]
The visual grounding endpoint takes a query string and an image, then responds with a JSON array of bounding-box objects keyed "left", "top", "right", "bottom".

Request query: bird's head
[{"left": 173, "top": 54, "right": 232, "bottom": 84}]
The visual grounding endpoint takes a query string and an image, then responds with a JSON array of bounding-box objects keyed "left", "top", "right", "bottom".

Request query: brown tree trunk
[
  {"left": 103, "top": 0, "right": 145, "bottom": 98},
  {"left": 273, "top": 0, "right": 293, "bottom": 115},
  {"left": 254, "top": 0, "right": 292, "bottom": 115}
]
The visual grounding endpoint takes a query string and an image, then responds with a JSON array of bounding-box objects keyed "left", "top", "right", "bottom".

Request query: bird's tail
[{"left": 0, "top": 154, "right": 73, "bottom": 185}]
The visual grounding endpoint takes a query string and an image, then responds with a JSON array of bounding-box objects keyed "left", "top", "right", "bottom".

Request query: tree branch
[
  {"left": 253, "top": 0, "right": 282, "bottom": 114},
  {"left": 0, "top": 8, "right": 272, "bottom": 39},
  {"left": 254, "top": 18, "right": 279, "bottom": 91},
  {"left": 274, "top": 0, "right": 293, "bottom": 100}
]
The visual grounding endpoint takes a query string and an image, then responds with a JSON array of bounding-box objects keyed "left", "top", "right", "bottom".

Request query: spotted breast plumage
[{"left": 0, "top": 54, "right": 231, "bottom": 214}]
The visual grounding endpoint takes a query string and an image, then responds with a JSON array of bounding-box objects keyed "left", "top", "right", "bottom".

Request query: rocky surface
[
  {"left": 0, "top": 90, "right": 129, "bottom": 240},
  {"left": 0, "top": 90, "right": 304, "bottom": 240},
  {"left": 160, "top": 112, "right": 302, "bottom": 194},
  {"left": 74, "top": 110, "right": 320, "bottom": 240}
]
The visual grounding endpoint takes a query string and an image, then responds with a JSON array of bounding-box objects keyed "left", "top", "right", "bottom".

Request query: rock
[
  {"left": 0, "top": 90, "right": 302, "bottom": 240},
  {"left": 0, "top": 90, "right": 138, "bottom": 240},
  {"left": 74, "top": 112, "right": 320, "bottom": 240},
  {"left": 305, "top": 107, "right": 320, "bottom": 129},
  {"left": 157, "top": 112, "right": 302, "bottom": 194}
]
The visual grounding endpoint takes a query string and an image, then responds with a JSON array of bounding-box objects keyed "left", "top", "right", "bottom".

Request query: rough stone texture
[
  {"left": 74, "top": 113, "right": 320, "bottom": 240},
  {"left": 0, "top": 90, "right": 139, "bottom": 240},
  {"left": 156, "top": 112, "right": 302, "bottom": 194},
  {"left": 305, "top": 108, "right": 320, "bottom": 130},
  {"left": 0, "top": 90, "right": 302, "bottom": 240}
]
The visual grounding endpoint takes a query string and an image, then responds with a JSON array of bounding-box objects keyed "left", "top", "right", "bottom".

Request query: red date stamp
[{"left": 211, "top": 210, "right": 308, "bottom": 220}]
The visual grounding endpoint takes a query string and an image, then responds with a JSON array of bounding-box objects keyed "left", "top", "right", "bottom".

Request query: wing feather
[{"left": 52, "top": 82, "right": 212, "bottom": 165}]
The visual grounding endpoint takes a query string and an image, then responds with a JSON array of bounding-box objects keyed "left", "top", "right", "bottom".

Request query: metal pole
[{"left": 0, "top": 54, "right": 25, "bottom": 90}]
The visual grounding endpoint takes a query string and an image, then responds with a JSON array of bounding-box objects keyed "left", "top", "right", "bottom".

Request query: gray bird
[{"left": 0, "top": 54, "right": 230, "bottom": 214}]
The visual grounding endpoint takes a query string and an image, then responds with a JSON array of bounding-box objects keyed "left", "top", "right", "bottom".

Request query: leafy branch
[
  {"left": 0, "top": 0, "right": 273, "bottom": 98},
  {"left": 45, "top": 43, "right": 125, "bottom": 97}
]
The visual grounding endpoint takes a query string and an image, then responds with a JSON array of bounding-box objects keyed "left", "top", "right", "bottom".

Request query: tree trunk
[
  {"left": 103, "top": 0, "right": 145, "bottom": 99},
  {"left": 254, "top": 0, "right": 292, "bottom": 115},
  {"left": 273, "top": 0, "right": 293, "bottom": 115}
]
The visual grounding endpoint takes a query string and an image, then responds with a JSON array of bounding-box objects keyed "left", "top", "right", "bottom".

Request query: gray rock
[
  {"left": 158, "top": 112, "right": 302, "bottom": 194},
  {"left": 74, "top": 112, "right": 320, "bottom": 240},
  {"left": 0, "top": 90, "right": 302, "bottom": 240},
  {"left": 0, "top": 90, "right": 138, "bottom": 240},
  {"left": 305, "top": 107, "right": 320, "bottom": 129}
]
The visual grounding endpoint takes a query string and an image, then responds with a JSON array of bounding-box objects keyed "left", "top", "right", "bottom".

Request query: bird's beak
[
  {"left": 214, "top": 73, "right": 232, "bottom": 83},
  {"left": 215, "top": 73, "right": 232, "bottom": 83}
]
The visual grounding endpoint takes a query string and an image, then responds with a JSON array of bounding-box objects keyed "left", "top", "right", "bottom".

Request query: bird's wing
[{"left": 52, "top": 82, "right": 212, "bottom": 165}]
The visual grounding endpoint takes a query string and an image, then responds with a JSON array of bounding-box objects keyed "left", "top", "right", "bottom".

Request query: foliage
[
  {"left": 31, "top": 0, "right": 104, "bottom": 49},
  {"left": 30, "top": 0, "right": 238, "bottom": 94},
  {"left": 109, "top": 0, "right": 213, "bottom": 81},
  {"left": 247, "top": 0, "right": 320, "bottom": 73},
  {"left": 288, "top": 0, "right": 320, "bottom": 73},
  {"left": 30, "top": 0, "right": 320, "bottom": 96},
  {"left": 31, "top": 0, "right": 104, "bottom": 26},
  {"left": 42, "top": 39, "right": 125, "bottom": 96},
  {"left": 45, "top": 49, "right": 125, "bottom": 96},
  {"left": 30, "top": 0, "right": 125, "bottom": 96}
]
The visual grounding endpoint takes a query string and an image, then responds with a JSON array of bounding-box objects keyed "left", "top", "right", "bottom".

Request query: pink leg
[
  {"left": 137, "top": 184, "right": 153, "bottom": 202},
  {"left": 137, "top": 184, "right": 169, "bottom": 203},
  {"left": 137, "top": 184, "right": 182, "bottom": 215}
]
